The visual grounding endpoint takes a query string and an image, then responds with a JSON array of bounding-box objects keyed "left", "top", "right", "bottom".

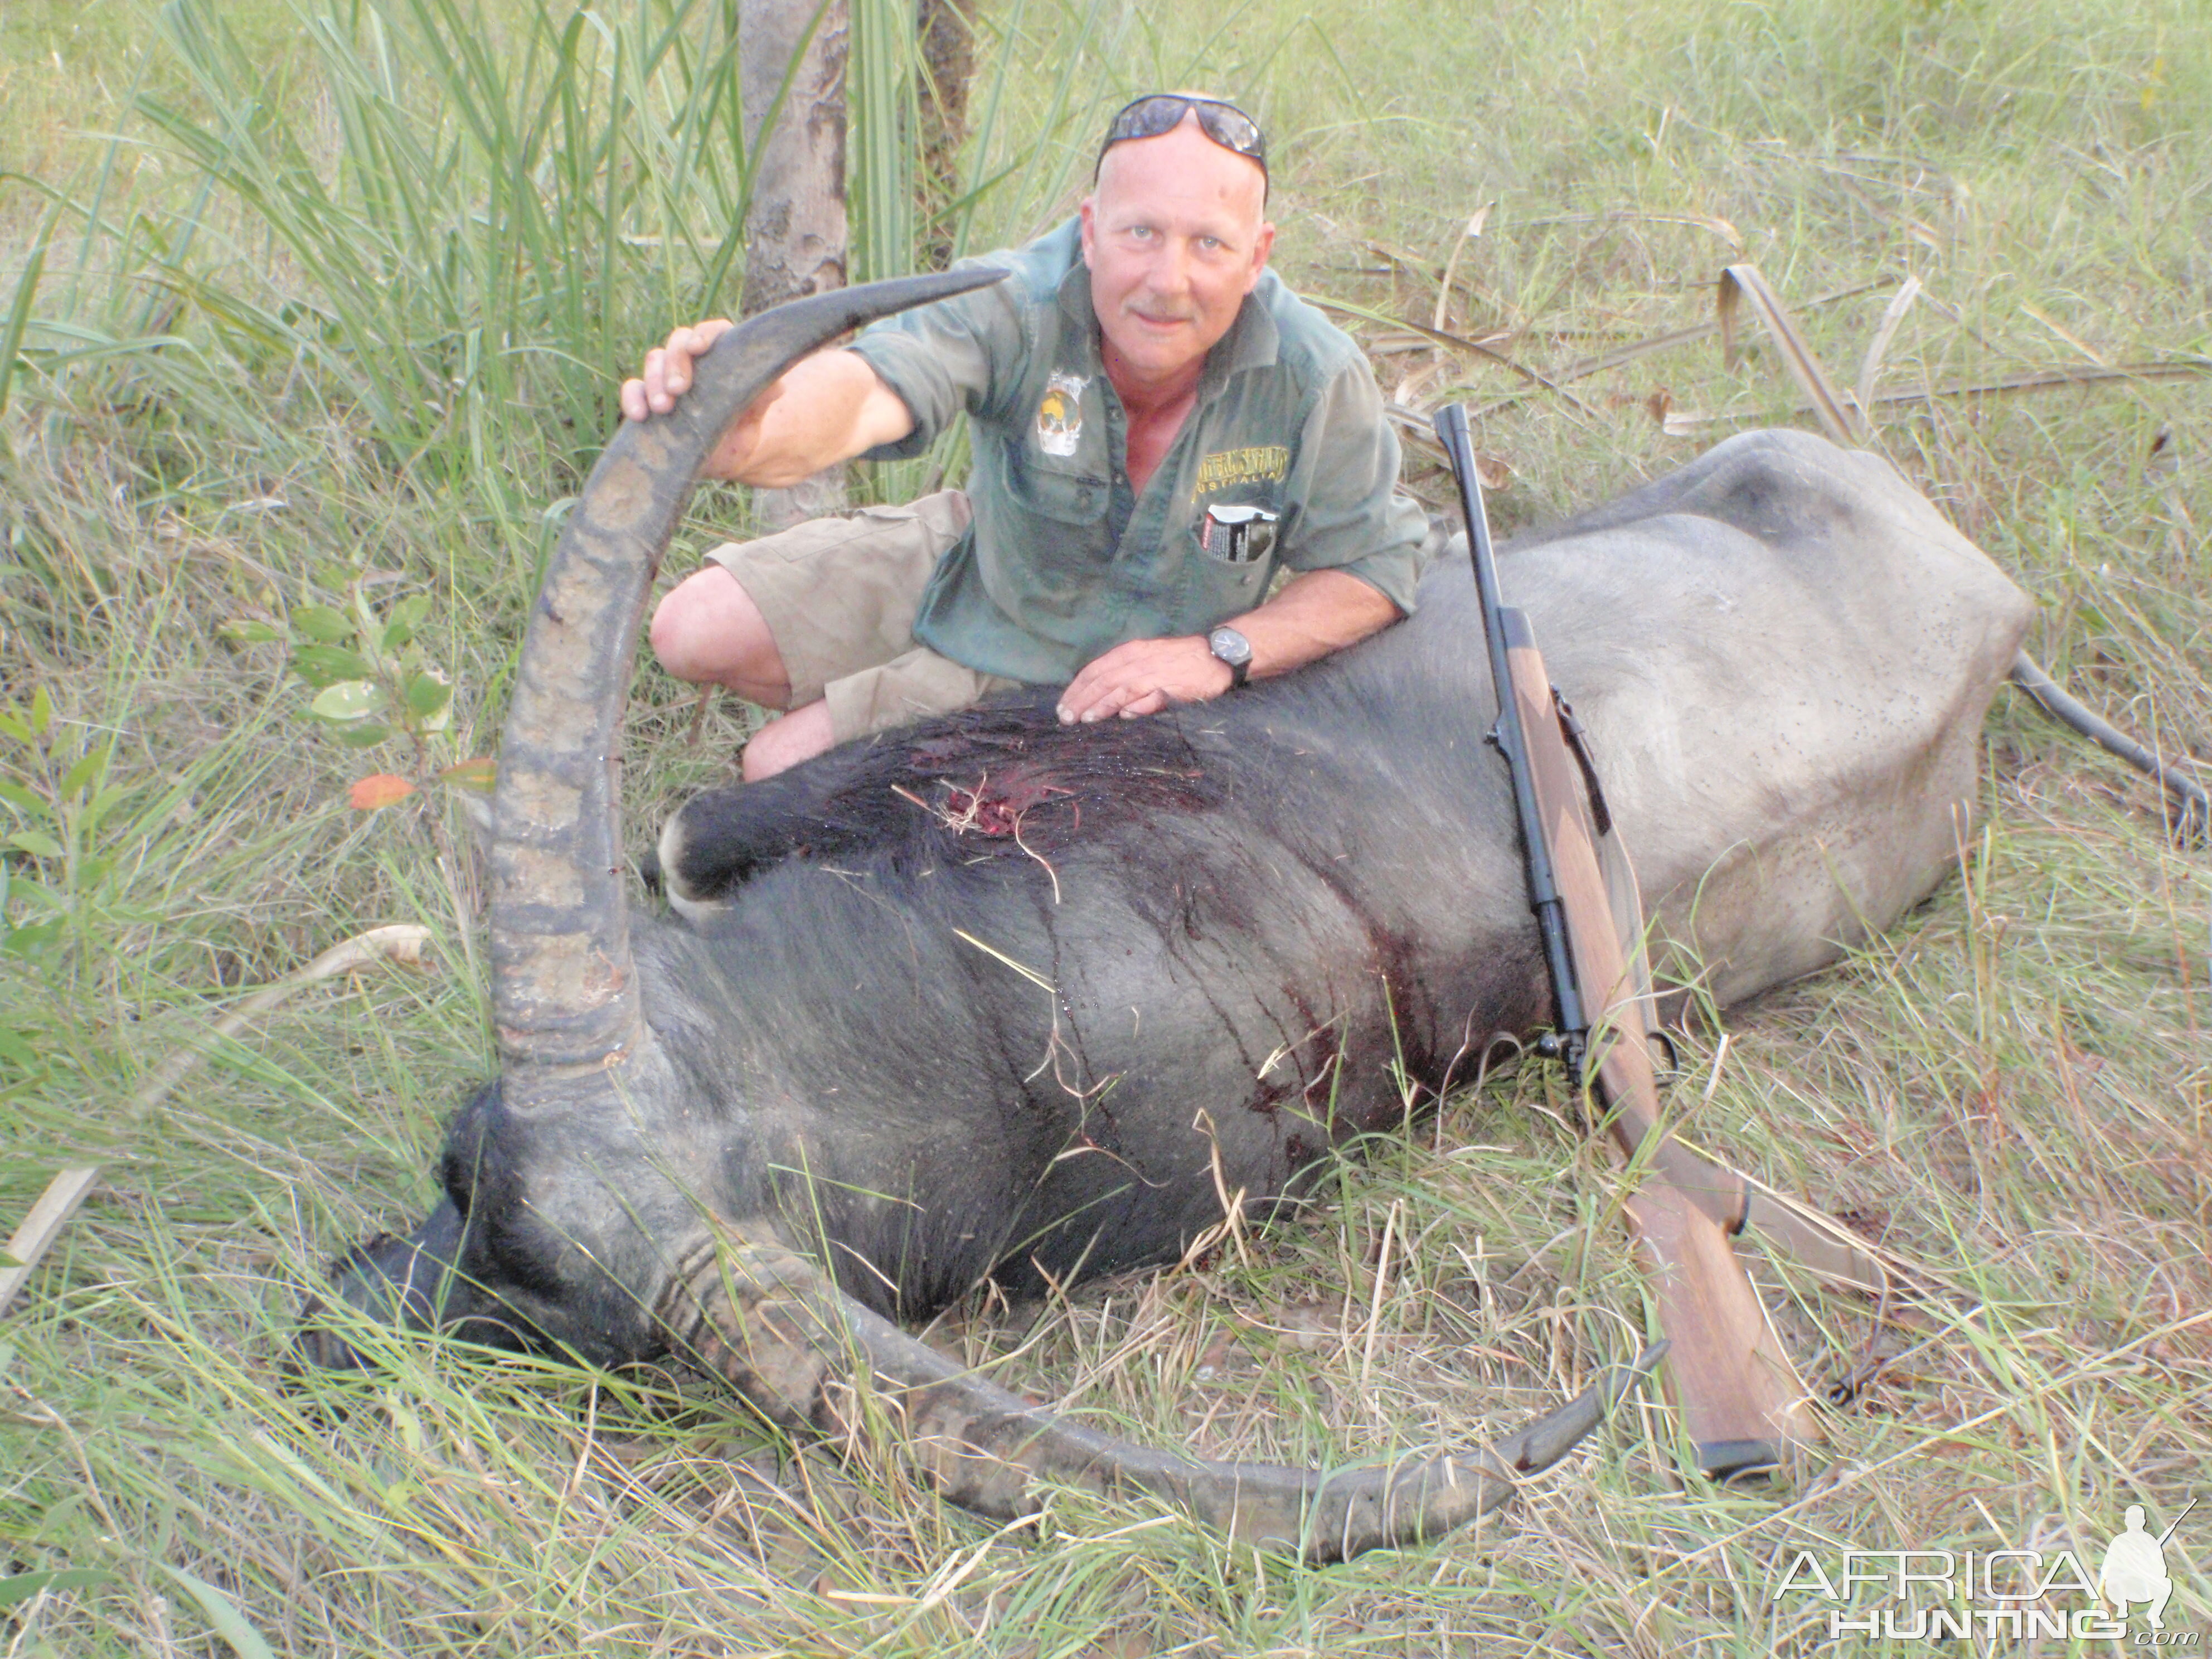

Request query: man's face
[{"left": 1080, "top": 113, "right": 1274, "bottom": 390}]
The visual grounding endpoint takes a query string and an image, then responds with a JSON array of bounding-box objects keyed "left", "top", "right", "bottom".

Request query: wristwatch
[{"left": 1207, "top": 625, "right": 1254, "bottom": 689}]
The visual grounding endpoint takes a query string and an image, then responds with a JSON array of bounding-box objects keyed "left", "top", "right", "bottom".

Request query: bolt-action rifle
[{"left": 1433, "top": 404, "right": 1907, "bottom": 1478}]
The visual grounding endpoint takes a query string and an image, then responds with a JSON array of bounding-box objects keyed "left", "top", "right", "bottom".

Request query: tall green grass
[
  {"left": 126, "top": 0, "right": 755, "bottom": 484},
  {"left": 1, "top": 0, "right": 2208, "bottom": 1652}
]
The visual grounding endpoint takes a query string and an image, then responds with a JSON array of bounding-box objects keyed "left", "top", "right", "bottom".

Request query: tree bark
[
  {"left": 740, "top": 0, "right": 851, "bottom": 526},
  {"left": 914, "top": 0, "right": 974, "bottom": 273}
]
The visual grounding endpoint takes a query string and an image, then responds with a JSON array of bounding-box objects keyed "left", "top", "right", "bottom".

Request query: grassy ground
[{"left": 2, "top": 0, "right": 2207, "bottom": 1652}]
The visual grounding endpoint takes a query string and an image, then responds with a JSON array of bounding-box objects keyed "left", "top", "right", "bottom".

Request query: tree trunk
[
  {"left": 740, "top": 0, "right": 851, "bottom": 526},
  {"left": 914, "top": 0, "right": 974, "bottom": 273}
]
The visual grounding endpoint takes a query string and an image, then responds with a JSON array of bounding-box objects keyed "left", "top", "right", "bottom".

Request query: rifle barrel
[{"left": 1432, "top": 405, "right": 1586, "bottom": 1045}]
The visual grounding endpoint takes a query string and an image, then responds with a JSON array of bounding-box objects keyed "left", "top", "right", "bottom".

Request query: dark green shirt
[{"left": 850, "top": 219, "right": 1431, "bottom": 684}]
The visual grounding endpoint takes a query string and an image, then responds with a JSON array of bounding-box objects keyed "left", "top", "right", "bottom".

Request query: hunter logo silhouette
[{"left": 2100, "top": 1500, "right": 2195, "bottom": 1631}]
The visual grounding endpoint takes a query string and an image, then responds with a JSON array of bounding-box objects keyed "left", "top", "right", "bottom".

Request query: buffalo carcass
[{"left": 298, "top": 271, "right": 2033, "bottom": 1560}]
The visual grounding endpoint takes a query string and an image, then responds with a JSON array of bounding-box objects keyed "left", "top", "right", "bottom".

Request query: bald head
[
  {"left": 1095, "top": 105, "right": 1268, "bottom": 220},
  {"left": 1080, "top": 109, "right": 1275, "bottom": 395}
]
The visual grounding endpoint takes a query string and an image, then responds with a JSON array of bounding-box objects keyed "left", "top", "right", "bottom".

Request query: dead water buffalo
[{"left": 298, "top": 271, "right": 2034, "bottom": 1560}]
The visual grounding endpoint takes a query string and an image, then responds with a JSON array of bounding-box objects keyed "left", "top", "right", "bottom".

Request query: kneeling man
[{"left": 624, "top": 94, "right": 1430, "bottom": 780}]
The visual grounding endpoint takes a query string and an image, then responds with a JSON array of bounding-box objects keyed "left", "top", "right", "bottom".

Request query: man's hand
[
  {"left": 620, "top": 319, "right": 780, "bottom": 482},
  {"left": 623, "top": 318, "right": 734, "bottom": 420},
  {"left": 1056, "top": 635, "right": 1230, "bottom": 723},
  {"left": 1056, "top": 569, "right": 1402, "bottom": 725},
  {"left": 618, "top": 328, "right": 914, "bottom": 486}
]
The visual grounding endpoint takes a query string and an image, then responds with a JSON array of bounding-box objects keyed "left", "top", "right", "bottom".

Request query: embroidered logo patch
[
  {"left": 1195, "top": 445, "right": 1290, "bottom": 495},
  {"left": 1035, "top": 371, "right": 1088, "bottom": 457}
]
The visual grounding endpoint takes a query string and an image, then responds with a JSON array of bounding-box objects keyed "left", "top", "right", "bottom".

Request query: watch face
[{"left": 1208, "top": 625, "right": 1253, "bottom": 667}]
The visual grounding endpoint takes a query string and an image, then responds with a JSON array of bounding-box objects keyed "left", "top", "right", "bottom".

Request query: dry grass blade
[
  {"left": 1433, "top": 204, "right": 1491, "bottom": 333},
  {"left": 1382, "top": 404, "right": 1512, "bottom": 486},
  {"left": 1310, "top": 295, "right": 1602, "bottom": 419},
  {"left": 0, "top": 924, "right": 433, "bottom": 1318},
  {"left": 1463, "top": 280, "right": 1889, "bottom": 422},
  {"left": 1523, "top": 208, "right": 1748, "bottom": 254},
  {"left": 1854, "top": 274, "right": 1922, "bottom": 420},
  {"left": 1717, "top": 263, "right": 1862, "bottom": 443},
  {"left": 2020, "top": 300, "right": 2111, "bottom": 367}
]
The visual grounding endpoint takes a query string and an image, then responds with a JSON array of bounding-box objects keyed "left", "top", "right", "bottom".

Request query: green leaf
[
  {"left": 7, "top": 879, "right": 64, "bottom": 914},
  {"left": 402, "top": 672, "right": 452, "bottom": 718},
  {"left": 381, "top": 594, "right": 433, "bottom": 651},
  {"left": 331, "top": 721, "right": 392, "bottom": 749},
  {"left": 290, "top": 644, "right": 374, "bottom": 689},
  {"left": 2, "top": 919, "right": 64, "bottom": 957},
  {"left": 309, "top": 681, "right": 383, "bottom": 722},
  {"left": 150, "top": 1562, "right": 278, "bottom": 1659},
  {"left": 0, "top": 711, "right": 31, "bottom": 745},
  {"left": 437, "top": 756, "right": 496, "bottom": 793},
  {"left": 0, "top": 1026, "right": 41, "bottom": 1072},
  {"left": 0, "top": 216, "right": 51, "bottom": 425},
  {"left": 61, "top": 750, "right": 107, "bottom": 802},
  {"left": 0, "top": 1568, "right": 115, "bottom": 1609},
  {"left": 351, "top": 585, "right": 387, "bottom": 645},
  {"left": 7, "top": 830, "right": 64, "bottom": 860},
  {"left": 218, "top": 618, "right": 284, "bottom": 646},
  {"left": 290, "top": 604, "right": 355, "bottom": 643},
  {"left": 0, "top": 779, "right": 45, "bottom": 814},
  {"left": 28, "top": 686, "right": 51, "bottom": 740}
]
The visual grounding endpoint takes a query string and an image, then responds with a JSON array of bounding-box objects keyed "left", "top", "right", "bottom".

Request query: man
[{"left": 623, "top": 93, "right": 1430, "bottom": 780}]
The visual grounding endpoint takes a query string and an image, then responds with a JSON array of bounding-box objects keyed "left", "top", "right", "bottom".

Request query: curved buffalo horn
[
  {"left": 662, "top": 1230, "right": 1660, "bottom": 1563},
  {"left": 487, "top": 270, "right": 1010, "bottom": 1092}
]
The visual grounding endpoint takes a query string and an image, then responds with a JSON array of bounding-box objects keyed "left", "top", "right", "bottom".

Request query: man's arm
[
  {"left": 620, "top": 325, "right": 914, "bottom": 487},
  {"left": 1056, "top": 569, "right": 1400, "bottom": 724}
]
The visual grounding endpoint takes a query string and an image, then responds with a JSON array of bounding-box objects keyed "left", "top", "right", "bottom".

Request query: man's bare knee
[{"left": 651, "top": 566, "right": 791, "bottom": 704}]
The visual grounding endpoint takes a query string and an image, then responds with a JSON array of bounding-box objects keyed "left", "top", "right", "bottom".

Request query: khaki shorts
[{"left": 704, "top": 489, "right": 1022, "bottom": 744}]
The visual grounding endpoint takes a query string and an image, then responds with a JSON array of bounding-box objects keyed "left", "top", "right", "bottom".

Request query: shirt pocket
[
  {"left": 1183, "top": 498, "right": 1280, "bottom": 619},
  {"left": 1002, "top": 441, "right": 1109, "bottom": 527}
]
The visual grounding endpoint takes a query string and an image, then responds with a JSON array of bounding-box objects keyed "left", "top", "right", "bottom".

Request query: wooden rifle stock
[
  {"left": 1433, "top": 404, "right": 1825, "bottom": 1479},
  {"left": 1496, "top": 612, "right": 1815, "bottom": 1475}
]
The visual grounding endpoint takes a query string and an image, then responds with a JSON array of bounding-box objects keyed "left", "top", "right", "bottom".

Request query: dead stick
[{"left": 0, "top": 924, "right": 434, "bottom": 1317}]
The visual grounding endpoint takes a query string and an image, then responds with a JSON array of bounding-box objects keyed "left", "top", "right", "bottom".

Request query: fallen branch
[{"left": 1661, "top": 357, "right": 2212, "bottom": 433}]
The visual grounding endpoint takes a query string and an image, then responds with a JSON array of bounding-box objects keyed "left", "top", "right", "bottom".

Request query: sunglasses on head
[{"left": 1095, "top": 95, "right": 1268, "bottom": 186}]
